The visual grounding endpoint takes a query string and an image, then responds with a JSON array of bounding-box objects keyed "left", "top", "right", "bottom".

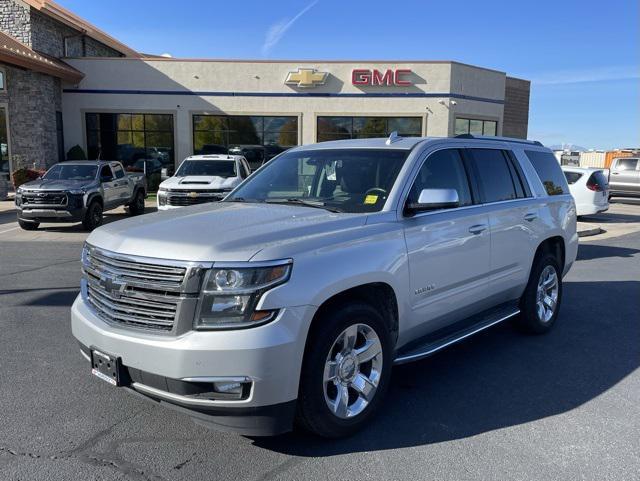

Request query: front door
[
  {"left": 402, "top": 148, "right": 491, "bottom": 342},
  {"left": 0, "top": 106, "right": 10, "bottom": 182},
  {"left": 99, "top": 165, "right": 118, "bottom": 207}
]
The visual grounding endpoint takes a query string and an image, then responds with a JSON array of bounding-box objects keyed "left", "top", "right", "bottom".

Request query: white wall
[{"left": 62, "top": 59, "right": 506, "bottom": 165}]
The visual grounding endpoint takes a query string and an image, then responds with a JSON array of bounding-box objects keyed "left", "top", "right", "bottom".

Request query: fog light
[
  {"left": 158, "top": 195, "right": 166, "bottom": 206},
  {"left": 213, "top": 381, "right": 243, "bottom": 395}
]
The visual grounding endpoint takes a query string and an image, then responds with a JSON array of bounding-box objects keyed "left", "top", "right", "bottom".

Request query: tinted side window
[
  {"left": 563, "top": 171, "right": 583, "bottom": 184},
  {"left": 468, "top": 149, "right": 517, "bottom": 203},
  {"left": 615, "top": 158, "right": 638, "bottom": 171},
  {"left": 100, "top": 165, "right": 113, "bottom": 180},
  {"left": 524, "top": 150, "right": 569, "bottom": 196},
  {"left": 408, "top": 149, "right": 472, "bottom": 207},
  {"left": 113, "top": 165, "right": 125, "bottom": 179}
]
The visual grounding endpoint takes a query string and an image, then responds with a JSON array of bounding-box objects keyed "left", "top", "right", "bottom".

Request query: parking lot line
[{"left": 0, "top": 226, "right": 19, "bottom": 235}]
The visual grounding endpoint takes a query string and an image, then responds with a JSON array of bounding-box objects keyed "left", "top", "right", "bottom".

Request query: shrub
[
  {"left": 12, "top": 168, "right": 45, "bottom": 188},
  {"left": 66, "top": 145, "right": 87, "bottom": 160}
]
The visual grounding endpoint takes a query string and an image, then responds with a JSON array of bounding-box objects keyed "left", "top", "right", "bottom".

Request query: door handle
[
  {"left": 524, "top": 213, "right": 538, "bottom": 222},
  {"left": 611, "top": 172, "right": 620, "bottom": 175},
  {"left": 468, "top": 224, "right": 487, "bottom": 235}
]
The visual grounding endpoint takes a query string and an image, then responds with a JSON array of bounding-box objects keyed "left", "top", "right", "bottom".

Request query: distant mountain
[{"left": 547, "top": 144, "right": 588, "bottom": 152}]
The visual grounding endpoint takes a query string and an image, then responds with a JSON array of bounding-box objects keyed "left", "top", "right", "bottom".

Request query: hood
[
  {"left": 19, "top": 178, "right": 96, "bottom": 191},
  {"left": 160, "top": 176, "right": 239, "bottom": 190},
  {"left": 87, "top": 202, "right": 367, "bottom": 262}
]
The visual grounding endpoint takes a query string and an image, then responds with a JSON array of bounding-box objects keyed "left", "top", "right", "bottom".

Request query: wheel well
[
  {"left": 535, "top": 236, "right": 565, "bottom": 270},
  {"left": 308, "top": 283, "right": 399, "bottom": 343},
  {"left": 87, "top": 194, "right": 103, "bottom": 207}
]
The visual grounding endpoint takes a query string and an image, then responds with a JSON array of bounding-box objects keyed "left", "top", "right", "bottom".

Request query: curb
[{"left": 577, "top": 223, "right": 602, "bottom": 238}]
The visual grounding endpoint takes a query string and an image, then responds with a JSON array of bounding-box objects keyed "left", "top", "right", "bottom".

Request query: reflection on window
[
  {"left": 454, "top": 118, "right": 498, "bottom": 136},
  {"left": 317, "top": 116, "right": 422, "bottom": 142},
  {"left": 192, "top": 115, "right": 298, "bottom": 168},
  {"left": 0, "top": 107, "right": 10, "bottom": 181},
  {"left": 85, "top": 113, "right": 175, "bottom": 191}
]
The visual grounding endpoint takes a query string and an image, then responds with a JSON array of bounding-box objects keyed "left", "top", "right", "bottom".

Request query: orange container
[{"left": 605, "top": 150, "right": 634, "bottom": 168}]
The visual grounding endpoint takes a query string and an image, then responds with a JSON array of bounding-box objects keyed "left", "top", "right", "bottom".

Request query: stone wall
[
  {"left": 0, "top": 0, "right": 30, "bottom": 45},
  {"left": 30, "top": 9, "right": 76, "bottom": 57},
  {"left": 503, "top": 77, "right": 531, "bottom": 139},
  {"left": 0, "top": 63, "right": 61, "bottom": 170},
  {"left": 85, "top": 36, "right": 123, "bottom": 57}
]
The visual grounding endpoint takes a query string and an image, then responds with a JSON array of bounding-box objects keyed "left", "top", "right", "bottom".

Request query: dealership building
[{"left": 0, "top": 0, "right": 531, "bottom": 183}]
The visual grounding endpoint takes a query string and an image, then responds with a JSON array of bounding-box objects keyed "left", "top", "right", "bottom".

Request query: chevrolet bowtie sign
[{"left": 285, "top": 68, "right": 328, "bottom": 88}]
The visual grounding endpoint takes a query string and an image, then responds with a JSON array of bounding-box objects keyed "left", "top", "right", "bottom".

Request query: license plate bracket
[{"left": 90, "top": 348, "right": 122, "bottom": 386}]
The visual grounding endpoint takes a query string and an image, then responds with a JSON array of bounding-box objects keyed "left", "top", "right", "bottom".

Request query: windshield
[
  {"left": 43, "top": 164, "right": 97, "bottom": 181},
  {"left": 225, "top": 149, "right": 408, "bottom": 213},
  {"left": 176, "top": 160, "right": 237, "bottom": 177}
]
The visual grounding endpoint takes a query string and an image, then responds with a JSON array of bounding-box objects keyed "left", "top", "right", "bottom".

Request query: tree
[{"left": 67, "top": 145, "right": 87, "bottom": 160}]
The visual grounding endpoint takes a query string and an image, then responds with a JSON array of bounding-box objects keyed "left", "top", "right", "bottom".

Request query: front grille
[
  {"left": 22, "top": 191, "right": 67, "bottom": 205},
  {"left": 82, "top": 246, "right": 191, "bottom": 332},
  {"left": 167, "top": 194, "right": 222, "bottom": 206}
]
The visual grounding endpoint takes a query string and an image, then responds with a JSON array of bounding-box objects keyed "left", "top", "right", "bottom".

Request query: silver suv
[{"left": 71, "top": 135, "right": 578, "bottom": 438}]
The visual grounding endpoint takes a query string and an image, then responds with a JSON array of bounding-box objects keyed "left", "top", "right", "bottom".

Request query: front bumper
[
  {"left": 71, "top": 294, "right": 314, "bottom": 435},
  {"left": 17, "top": 205, "right": 86, "bottom": 222}
]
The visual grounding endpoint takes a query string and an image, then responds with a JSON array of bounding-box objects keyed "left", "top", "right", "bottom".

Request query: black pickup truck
[{"left": 15, "top": 160, "right": 146, "bottom": 231}]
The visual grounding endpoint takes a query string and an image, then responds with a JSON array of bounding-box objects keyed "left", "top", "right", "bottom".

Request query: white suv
[
  {"left": 157, "top": 154, "right": 251, "bottom": 210},
  {"left": 71, "top": 135, "right": 578, "bottom": 438}
]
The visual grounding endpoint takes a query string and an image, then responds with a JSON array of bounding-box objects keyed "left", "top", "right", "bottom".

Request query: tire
[
  {"left": 295, "top": 301, "right": 393, "bottom": 438},
  {"left": 82, "top": 201, "right": 103, "bottom": 231},
  {"left": 18, "top": 219, "right": 39, "bottom": 230},
  {"left": 516, "top": 252, "right": 563, "bottom": 334},
  {"left": 127, "top": 190, "right": 145, "bottom": 216}
]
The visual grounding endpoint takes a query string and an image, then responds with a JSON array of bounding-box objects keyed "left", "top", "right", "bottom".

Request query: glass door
[{"left": 0, "top": 106, "right": 9, "bottom": 181}]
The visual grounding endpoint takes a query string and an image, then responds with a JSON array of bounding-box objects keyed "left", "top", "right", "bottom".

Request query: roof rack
[{"left": 454, "top": 134, "right": 543, "bottom": 147}]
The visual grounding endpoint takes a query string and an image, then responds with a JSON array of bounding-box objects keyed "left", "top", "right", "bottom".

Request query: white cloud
[
  {"left": 529, "top": 65, "right": 640, "bottom": 85},
  {"left": 261, "top": 0, "right": 319, "bottom": 57}
]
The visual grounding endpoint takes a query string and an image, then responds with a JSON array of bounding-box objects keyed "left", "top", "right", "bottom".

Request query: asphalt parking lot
[{"left": 0, "top": 200, "right": 639, "bottom": 481}]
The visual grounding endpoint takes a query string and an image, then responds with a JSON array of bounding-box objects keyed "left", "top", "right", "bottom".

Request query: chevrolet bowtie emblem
[{"left": 285, "top": 68, "right": 328, "bottom": 88}]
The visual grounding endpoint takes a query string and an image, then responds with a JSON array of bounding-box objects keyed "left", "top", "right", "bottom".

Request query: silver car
[
  {"left": 609, "top": 157, "right": 640, "bottom": 198},
  {"left": 71, "top": 135, "right": 578, "bottom": 437}
]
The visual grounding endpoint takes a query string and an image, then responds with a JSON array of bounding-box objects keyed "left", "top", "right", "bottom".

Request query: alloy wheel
[
  {"left": 536, "top": 265, "right": 558, "bottom": 323},
  {"left": 323, "top": 323, "right": 383, "bottom": 419}
]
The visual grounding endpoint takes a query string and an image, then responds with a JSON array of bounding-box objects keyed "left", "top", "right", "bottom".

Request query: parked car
[
  {"left": 608, "top": 157, "right": 640, "bottom": 198},
  {"left": 71, "top": 135, "right": 578, "bottom": 438},
  {"left": 157, "top": 155, "right": 251, "bottom": 210},
  {"left": 562, "top": 166, "right": 609, "bottom": 216},
  {"left": 228, "top": 145, "right": 266, "bottom": 171},
  {"left": 15, "top": 161, "right": 146, "bottom": 231}
]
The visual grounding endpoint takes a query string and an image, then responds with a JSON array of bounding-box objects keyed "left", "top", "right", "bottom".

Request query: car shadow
[
  {"left": 37, "top": 206, "right": 158, "bottom": 233},
  {"left": 0, "top": 287, "right": 79, "bottom": 306},
  {"left": 252, "top": 280, "right": 639, "bottom": 455},
  {"left": 577, "top": 243, "right": 640, "bottom": 261}
]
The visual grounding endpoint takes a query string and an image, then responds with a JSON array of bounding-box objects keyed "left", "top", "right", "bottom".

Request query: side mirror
[
  {"left": 160, "top": 167, "right": 170, "bottom": 180},
  {"left": 406, "top": 188, "right": 460, "bottom": 214}
]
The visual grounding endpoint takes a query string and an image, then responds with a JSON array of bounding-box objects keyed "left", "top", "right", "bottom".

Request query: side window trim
[
  {"left": 504, "top": 150, "right": 532, "bottom": 198},
  {"left": 459, "top": 148, "right": 482, "bottom": 205},
  {"left": 502, "top": 151, "right": 525, "bottom": 199}
]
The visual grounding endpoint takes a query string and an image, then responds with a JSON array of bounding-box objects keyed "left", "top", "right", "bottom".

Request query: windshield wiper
[{"left": 264, "top": 198, "right": 343, "bottom": 213}]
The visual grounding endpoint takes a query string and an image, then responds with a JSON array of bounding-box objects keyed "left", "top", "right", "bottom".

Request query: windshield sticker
[{"left": 364, "top": 195, "right": 378, "bottom": 205}]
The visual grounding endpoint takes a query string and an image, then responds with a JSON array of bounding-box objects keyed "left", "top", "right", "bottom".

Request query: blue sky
[{"left": 58, "top": 0, "right": 639, "bottom": 150}]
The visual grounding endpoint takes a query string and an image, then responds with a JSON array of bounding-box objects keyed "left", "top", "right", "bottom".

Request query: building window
[
  {"left": 86, "top": 113, "right": 175, "bottom": 190},
  {"left": 0, "top": 69, "right": 5, "bottom": 91},
  {"left": 0, "top": 106, "right": 9, "bottom": 181},
  {"left": 455, "top": 117, "right": 498, "bottom": 136},
  {"left": 192, "top": 115, "right": 298, "bottom": 169},
  {"left": 317, "top": 116, "right": 422, "bottom": 142},
  {"left": 56, "top": 112, "right": 64, "bottom": 162}
]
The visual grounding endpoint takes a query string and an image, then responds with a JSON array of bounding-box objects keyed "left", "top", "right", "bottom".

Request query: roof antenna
[{"left": 386, "top": 131, "right": 401, "bottom": 145}]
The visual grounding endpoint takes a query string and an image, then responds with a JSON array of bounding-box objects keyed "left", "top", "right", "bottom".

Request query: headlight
[
  {"left": 158, "top": 187, "right": 168, "bottom": 193},
  {"left": 68, "top": 189, "right": 86, "bottom": 195},
  {"left": 195, "top": 261, "right": 292, "bottom": 330}
]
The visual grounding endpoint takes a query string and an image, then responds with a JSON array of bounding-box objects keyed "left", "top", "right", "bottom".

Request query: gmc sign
[{"left": 352, "top": 68, "right": 412, "bottom": 86}]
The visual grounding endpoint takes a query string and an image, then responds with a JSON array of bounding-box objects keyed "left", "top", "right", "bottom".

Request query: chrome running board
[{"left": 394, "top": 306, "right": 520, "bottom": 365}]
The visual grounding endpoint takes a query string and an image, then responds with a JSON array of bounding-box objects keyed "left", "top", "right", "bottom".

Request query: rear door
[
  {"left": 466, "top": 148, "right": 542, "bottom": 305},
  {"left": 610, "top": 158, "right": 640, "bottom": 195},
  {"left": 402, "top": 148, "right": 491, "bottom": 339}
]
